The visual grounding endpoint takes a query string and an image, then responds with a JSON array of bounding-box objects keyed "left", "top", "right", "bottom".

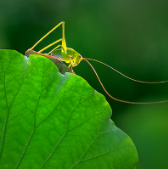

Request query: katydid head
[{"left": 67, "top": 48, "right": 83, "bottom": 67}]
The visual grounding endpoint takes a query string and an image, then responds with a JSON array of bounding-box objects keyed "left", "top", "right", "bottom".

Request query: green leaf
[{"left": 0, "top": 49, "right": 138, "bottom": 169}]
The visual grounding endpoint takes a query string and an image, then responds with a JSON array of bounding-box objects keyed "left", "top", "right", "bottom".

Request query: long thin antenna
[
  {"left": 85, "top": 58, "right": 168, "bottom": 84},
  {"left": 83, "top": 58, "right": 168, "bottom": 104}
]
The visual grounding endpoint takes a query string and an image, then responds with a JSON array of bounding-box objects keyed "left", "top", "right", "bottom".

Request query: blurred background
[{"left": 0, "top": 0, "right": 168, "bottom": 168}]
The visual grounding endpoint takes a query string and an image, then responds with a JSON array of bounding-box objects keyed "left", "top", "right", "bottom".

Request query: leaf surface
[{"left": 0, "top": 49, "right": 138, "bottom": 169}]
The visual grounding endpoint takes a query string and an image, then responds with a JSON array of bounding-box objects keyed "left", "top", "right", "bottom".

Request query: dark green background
[{"left": 0, "top": 0, "right": 168, "bottom": 168}]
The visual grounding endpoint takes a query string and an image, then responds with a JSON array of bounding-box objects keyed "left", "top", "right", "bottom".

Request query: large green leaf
[{"left": 0, "top": 49, "right": 138, "bottom": 169}]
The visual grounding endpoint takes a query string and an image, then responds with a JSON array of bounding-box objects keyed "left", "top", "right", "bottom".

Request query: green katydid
[{"left": 25, "top": 21, "right": 168, "bottom": 104}]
